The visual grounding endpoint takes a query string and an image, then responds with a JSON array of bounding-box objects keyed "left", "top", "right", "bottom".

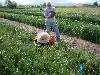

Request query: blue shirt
[{"left": 44, "top": 7, "right": 56, "bottom": 22}]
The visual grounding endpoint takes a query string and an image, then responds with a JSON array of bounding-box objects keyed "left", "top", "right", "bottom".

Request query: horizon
[{"left": 0, "top": 0, "right": 100, "bottom": 6}]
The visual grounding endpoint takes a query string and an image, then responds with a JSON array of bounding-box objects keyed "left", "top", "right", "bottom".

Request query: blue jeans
[{"left": 45, "top": 21, "right": 60, "bottom": 39}]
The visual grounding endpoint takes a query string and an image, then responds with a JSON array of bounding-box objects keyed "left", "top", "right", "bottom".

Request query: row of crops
[
  {"left": 0, "top": 8, "right": 100, "bottom": 25},
  {"left": 0, "top": 22, "right": 100, "bottom": 75},
  {"left": 0, "top": 8, "right": 100, "bottom": 44},
  {"left": 0, "top": 8, "right": 42, "bottom": 16}
]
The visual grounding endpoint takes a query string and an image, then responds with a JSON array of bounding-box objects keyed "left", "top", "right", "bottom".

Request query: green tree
[
  {"left": 93, "top": 1, "right": 98, "bottom": 7},
  {"left": 11, "top": 1, "right": 17, "bottom": 8},
  {"left": 43, "top": 3, "right": 46, "bottom": 7},
  {"left": 4, "top": 0, "right": 10, "bottom": 6},
  {"left": 40, "top": 2, "right": 46, "bottom": 8},
  {"left": 5, "top": 0, "right": 17, "bottom": 9},
  {"left": 0, "top": 3, "right": 2, "bottom": 7}
]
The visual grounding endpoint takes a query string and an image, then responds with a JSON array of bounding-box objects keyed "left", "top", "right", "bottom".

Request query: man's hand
[
  {"left": 44, "top": 13, "right": 51, "bottom": 19},
  {"left": 48, "top": 12, "right": 56, "bottom": 18},
  {"left": 48, "top": 13, "right": 52, "bottom": 18},
  {"left": 44, "top": 12, "right": 56, "bottom": 19}
]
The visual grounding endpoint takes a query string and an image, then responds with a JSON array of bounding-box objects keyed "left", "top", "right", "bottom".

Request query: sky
[{"left": 0, "top": 0, "right": 99, "bottom": 5}]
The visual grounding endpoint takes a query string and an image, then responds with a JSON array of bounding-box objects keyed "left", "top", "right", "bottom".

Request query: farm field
[
  {"left": 0, "top": 7, "right": 100, "bottom": 44},
  {"left": 16, "top": 6, "right": 100, "bottom": 14},
  {"left": 0, "top": 22, "right": 100, "bottom": 75},
  {"left": 16, "top": 7, "right": 100, "bottom": 14},
  {"left": 0, "top": 7, "right": 100, "bottom": 75},
  {"left": 56, "top": 7, "right": 100, "bottom": 14}
]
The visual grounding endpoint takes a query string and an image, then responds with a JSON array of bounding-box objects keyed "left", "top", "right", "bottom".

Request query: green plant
[
  {"left": 0, "top": 23, "right": 100, "bottom": 75},
  {"left": 0, "top": 7, "right": 100, "bottom": 44}
]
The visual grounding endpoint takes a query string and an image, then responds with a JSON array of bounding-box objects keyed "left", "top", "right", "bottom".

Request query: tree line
[
  {"left": 0, "top": 0, "right": 17, "bottom": 9},
  {"left": 0, "top": 0, "right": 100, "bottom": 9}
]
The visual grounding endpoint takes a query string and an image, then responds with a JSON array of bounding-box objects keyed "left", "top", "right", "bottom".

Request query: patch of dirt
[{"left": 0, "top": 18, "right": 100, "bottom": 55}]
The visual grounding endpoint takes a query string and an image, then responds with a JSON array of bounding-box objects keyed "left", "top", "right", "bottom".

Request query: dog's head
[{"left": 36, "top": 32, "right": 50, "bottom": 43}]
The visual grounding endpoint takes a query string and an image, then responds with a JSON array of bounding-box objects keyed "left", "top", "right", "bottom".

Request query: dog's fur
[
  {"left": 48, "top": 34, "right": 56, "bottom": 45},
  {"left": 34, "top": 32, "right": 56, "bottom": 46},
  {"left": 34, "top": 32, "right": 50, "bottom": 46}
]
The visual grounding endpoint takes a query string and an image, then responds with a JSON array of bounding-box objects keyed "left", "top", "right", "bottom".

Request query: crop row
[
  {"left": 0, "top": 12, "right": 100, "bottom": 44},
  {"left": 0, "top": 8, "right": 100, "bottom": 25},
  {"left": 56, "top": 13, "right": 100, "bottom": 25},
  {"left": 0, "top": 8, "right": 42, "bottom": 16}
]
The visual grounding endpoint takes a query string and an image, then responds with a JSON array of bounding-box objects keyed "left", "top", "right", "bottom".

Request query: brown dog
[
  {"left": 48, "top": 34, "right": 56, "bottom": 45},
  {"left": 34, "top": 32, "right": 56, "bottom": 46}
]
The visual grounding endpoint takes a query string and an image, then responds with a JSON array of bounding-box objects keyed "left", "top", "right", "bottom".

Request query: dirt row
[{"left": 0, "top": 18, "right": 100, "bottom": 55}]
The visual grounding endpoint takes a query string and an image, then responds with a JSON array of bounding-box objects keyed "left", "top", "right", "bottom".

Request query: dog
[
  {"left": 48, "top": 34, "right": 56, "bottom": 45},
  {"left": 34, "top": 32, "right": 56, "bottom": 46}
]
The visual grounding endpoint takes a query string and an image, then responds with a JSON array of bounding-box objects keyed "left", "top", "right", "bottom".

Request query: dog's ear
[
  {"left": 34, "top": 39, "right": 39, "bottom": 46},
  {"left": 33, "top": 39, "right": 37, "bottom": 42}
]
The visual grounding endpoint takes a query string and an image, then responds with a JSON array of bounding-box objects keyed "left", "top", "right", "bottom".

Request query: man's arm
[
  {"left": 44, "top": 8, "right": 49, "bottom": 18},
  {"left": 53, "top": 7, "right": 56, "bottom": 16}
]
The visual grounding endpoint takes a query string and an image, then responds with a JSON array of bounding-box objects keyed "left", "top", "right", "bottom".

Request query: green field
[
  {"left": 16, "top": 6, "right": 100, "bottom": 14},
  {"left": 0, "top": 7, "right": 100, "bottom": 44},
  {"left": 0, "top": 7, "right": 100, "bottom": 75},
  {"left": 0, "top": 22, "right": 100, "bottom": 75},
  {"left": 56, "top": 7, "right": 100, "bottom": 14},
  {"left": 16, "top": 7, "right": 100, "bottom": 14}
]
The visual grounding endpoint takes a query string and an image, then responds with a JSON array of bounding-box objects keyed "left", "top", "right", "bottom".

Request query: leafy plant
[{"left": 0, "top": 22, "right": 100, "bottom": 75}]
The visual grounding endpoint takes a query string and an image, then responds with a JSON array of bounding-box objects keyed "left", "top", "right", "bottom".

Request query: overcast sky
[{"left": 0, "top": 0, "right": 99, "bottom": 5}]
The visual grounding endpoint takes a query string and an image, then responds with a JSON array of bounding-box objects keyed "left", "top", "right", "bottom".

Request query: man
[{"left": 44, "top": 2, "right": 60, "bottom": 41}]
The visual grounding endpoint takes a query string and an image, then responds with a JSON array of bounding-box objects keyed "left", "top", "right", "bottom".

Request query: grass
[
  {"left": 0, "top": 22, "right": 100, "bottom": 75},
  {"left": 1, "top": 7, "right": 100, "bottom": 15},
  {"left": 56, "top": 7, "right": 100, "bottom": 14},
  {"left": 15, "top": 6, "right": 100, "bottom": 15},
  {"left": 16, "top": 6, "right": 100, "bottom": 15}
]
